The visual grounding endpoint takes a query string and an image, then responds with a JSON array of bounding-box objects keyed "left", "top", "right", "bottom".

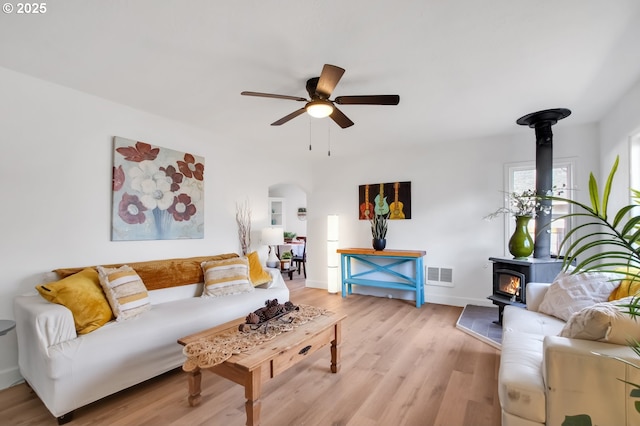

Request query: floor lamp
[
  {"left": 327, "top": 214, "right": 339, "bottom": 293},
  {"left": 262, "top": 227, "right": 284, "bottom": 268}
]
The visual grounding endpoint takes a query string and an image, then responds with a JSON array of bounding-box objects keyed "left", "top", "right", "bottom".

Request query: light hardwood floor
[{"left": 1, "top": 277, "right": 501, "bottom": 426}]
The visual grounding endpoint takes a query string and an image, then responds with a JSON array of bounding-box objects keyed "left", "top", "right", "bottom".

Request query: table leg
[
  {"left": 416, "top": 257, "right": 424, "bottom": 308},
  {"left": 331, "top": 322, "right": 342, "bottom": 373},
  {"left": 244, "top": 366, "right": 262, "bottom": 426},
  {"left": 187, "top": 369, "right": 202, "bottom": 407}
]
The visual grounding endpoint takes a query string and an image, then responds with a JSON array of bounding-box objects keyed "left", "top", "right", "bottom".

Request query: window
[
  {"left": 631, "top": 132, "right": 640, "bottom": 199},
  {"left": 505, "top": 160, "right": 574, "bottom": 256}
]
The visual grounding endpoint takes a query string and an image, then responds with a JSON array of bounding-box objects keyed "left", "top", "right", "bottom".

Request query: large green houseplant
[
  {"left": 550, "top": 156, "right": 639, "bottom": 277},
  {"left": 545, "top": 156, "right": 640, "bottom": 426}
]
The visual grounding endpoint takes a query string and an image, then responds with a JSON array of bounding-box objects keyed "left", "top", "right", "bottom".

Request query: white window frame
[
  {"left": 631, "top": 132, "right": 640, "bottom": 200},
  {"left": 503, "top": 158, "right": 575, "bottom": 257}
]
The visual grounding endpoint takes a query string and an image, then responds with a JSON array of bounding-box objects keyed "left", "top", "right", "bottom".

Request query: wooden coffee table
[{"left": 177, "top": 310, "right": 346, "bottom": 426}]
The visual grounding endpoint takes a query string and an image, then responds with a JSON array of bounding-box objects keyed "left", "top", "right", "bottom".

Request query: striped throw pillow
[
  {"left": 201, "top": 257, "right": 254, "bottom": 298},
  {"left": 97, "top": 265, "right": 151, "bottom": 321}
]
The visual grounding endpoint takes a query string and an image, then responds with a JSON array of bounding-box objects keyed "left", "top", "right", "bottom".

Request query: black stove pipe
[{"left": 516, "top": 108, "right": 571, "bottom": 259}]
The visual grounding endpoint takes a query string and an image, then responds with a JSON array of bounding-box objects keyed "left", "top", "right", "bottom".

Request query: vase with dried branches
[{"left": 235, "top": 200, "right": 252, "bottom": 255}]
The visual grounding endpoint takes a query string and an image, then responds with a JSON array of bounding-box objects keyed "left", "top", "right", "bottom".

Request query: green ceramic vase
[{"left": 508, "top": 215, "right": 534, "bottom": 259}]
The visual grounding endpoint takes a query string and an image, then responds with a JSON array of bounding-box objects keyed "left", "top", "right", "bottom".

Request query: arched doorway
[
  {"left": 268, "top": 183, "right": 307, "bottom": 237},
  {"left": 268, "top": 183, "right": 308, "bottom": 277}
]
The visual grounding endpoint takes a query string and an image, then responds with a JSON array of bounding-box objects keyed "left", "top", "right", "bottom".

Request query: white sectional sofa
[
  {"left": 499, "top": 280, "right": 640, "bottom": 426},
  {"left": 13, "top": 254, "right": 289, "bottom": 424}
]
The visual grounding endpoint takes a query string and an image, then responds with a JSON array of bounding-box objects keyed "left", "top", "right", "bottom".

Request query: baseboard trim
[{"left": 0, "top": 366, "right": 24, "bottom": 390}]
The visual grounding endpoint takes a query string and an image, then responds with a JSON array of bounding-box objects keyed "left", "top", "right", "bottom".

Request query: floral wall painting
[
  {"left": 111, "top": 136, "right": 204, "bottom": 241},
  {"left": 359, "top": 181, "right": 411, "bottom": 220}
]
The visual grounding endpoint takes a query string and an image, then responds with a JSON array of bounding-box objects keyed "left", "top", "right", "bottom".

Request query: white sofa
[
  {"left": 13, "top": 254, "right": 289, "bottom": 424},
  {"left": 499, "top": 281, "right": 640, "bottom": 426}
]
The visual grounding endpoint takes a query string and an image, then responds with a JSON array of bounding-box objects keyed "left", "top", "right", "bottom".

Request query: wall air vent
[
  {"left": 440, "top": 268, "right": 453, "bottom": 283},
  {"left": 427, "top": 267, "right": 440, "bottom": 282},
  {"left": 426, "top": 266, "right": 454, "bottom": 287}
]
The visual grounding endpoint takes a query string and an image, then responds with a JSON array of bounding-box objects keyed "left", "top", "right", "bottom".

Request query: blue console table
[{"left": 337, "top": 248, "right": 427, "bottom": 308}]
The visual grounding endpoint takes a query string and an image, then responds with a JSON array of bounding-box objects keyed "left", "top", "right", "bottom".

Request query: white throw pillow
[
  {"left": 538, "top": 270, "right": 620, "bottom": 321},
  {"left": 560, "top": 296, "right": 640, "bottom": 344}
]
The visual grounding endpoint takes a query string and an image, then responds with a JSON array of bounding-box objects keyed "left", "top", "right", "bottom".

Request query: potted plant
[
  {"left": 546, "top": 156, "right": 640, "bottom": 425},
  {"left": 283, "top": 231, "right": 296, "bottom": 243},
  {"left": 280, "top": 251, "right": 292, "bottom": 270},
  {"left": 370, "top": 213, "right": 389, "bottom": 250},
  {"left": 548, "top": 157, "right": 639, "bottom": 277}
]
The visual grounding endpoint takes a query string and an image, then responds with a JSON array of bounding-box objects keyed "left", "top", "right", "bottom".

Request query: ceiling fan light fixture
[{"left": 306, "top": 100, "right": 334, "bottom": 118}]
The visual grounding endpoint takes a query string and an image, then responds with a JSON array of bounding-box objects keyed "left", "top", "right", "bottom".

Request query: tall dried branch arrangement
[{"left": 235, "top": 200, "right": 252, "bottom": 255}]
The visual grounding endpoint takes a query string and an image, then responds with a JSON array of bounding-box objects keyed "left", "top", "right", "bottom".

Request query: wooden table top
[
  {"left": 337, "top": 248, "right": 426, "bottom": 257},
  {"left": 178, "top": 310, "right": 346, "bottom": 371}
]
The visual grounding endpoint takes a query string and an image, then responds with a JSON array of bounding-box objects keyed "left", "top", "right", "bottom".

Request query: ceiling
[{"left": 2, "top": 0, "right": 640, "bottom": 156}]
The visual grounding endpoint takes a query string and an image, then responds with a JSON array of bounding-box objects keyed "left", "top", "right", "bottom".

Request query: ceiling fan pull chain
[
  {"left": 327, "top": 121, "right": 331, "bottom": 157},
  {"left": 309, "top": 118, "right": 312, "bottom": 151}
]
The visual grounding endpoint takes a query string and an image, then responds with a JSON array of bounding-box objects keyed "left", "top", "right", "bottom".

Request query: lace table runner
[{"left": 182, "top": 304, "right": 327, "bottom": 371}]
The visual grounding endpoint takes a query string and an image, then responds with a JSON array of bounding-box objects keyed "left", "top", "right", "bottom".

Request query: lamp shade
[
  {"left": 306, "top": 100, "right": 334, "bottom": 118},
  {"left": 261, "top": 227, "right": 284, "bottom": 246}
]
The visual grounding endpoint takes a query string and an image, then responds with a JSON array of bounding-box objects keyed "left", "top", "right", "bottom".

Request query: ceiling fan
[{"left": 241, "top": 64, "right": 400, "bottom": 129}]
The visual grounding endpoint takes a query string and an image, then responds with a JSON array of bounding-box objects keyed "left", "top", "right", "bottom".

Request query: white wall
[
  {"left": 599, "top": 76, "right": 640, "bottom": 207},
  {"left": 0, "top": 66, "right": 310, "bottom": 389},
  {"left": 305, "top": 121, "right": 601, "bottom": 307}
]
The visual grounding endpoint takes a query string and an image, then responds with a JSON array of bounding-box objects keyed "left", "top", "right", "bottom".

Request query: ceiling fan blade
[
  {"left": 271, "top": 108, "right": 307, "bottom": 126},
  {"left": 330, "top": 106, "right": 354, "bottom": 129},
  {"left": 315, "top": 64, "right": 346, "bottom": 99},
  {"left": 241, "top": 91, "right": 307, "bottom": 102},
  {"left": 334, "top": 95, "right": 400, "bottom": 105}
]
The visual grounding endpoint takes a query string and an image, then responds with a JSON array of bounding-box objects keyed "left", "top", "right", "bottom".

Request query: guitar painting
[
  {"left": 374, "top": 183, "right": 390, "bottom": 216},
  {"left": 359, "top": 181, "right": 411, "bottom": 220},
  {"left": 389, "top": 182, "right": 405, "bottom": 219},
  {"left": 359, "top": 184, "right": 374, "bottom": 219}
]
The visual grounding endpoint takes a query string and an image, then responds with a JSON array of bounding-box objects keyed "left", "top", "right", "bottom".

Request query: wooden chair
[{"left": 292, "top": 237, "right": 307, "bottom": 278}]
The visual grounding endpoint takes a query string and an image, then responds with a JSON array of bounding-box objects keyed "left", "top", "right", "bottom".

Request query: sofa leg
[{"left": 57, "top": 411, "right": 74, "bottom": 425}]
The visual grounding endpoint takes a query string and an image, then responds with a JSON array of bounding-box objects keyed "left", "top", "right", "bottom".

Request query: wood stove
[{"left": 488, "top": 256, "right": 565, "bottom": 324}]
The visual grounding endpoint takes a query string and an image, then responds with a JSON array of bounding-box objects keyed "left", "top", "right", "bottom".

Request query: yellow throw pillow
[
  {"left": 97, "top": 265, "right": 151, "bottom": 321},
  {"left": 609, "top": 269, "right": 640, "bottom": 301},
  {"left": 201, "top": 257, "right": 254, "bottom": 298},
  {"left": 36, "top": 268, "right": 113, "bottom": 334},
  {"left": 246, "top": 251, "right": 272, "bottom": 286}
]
